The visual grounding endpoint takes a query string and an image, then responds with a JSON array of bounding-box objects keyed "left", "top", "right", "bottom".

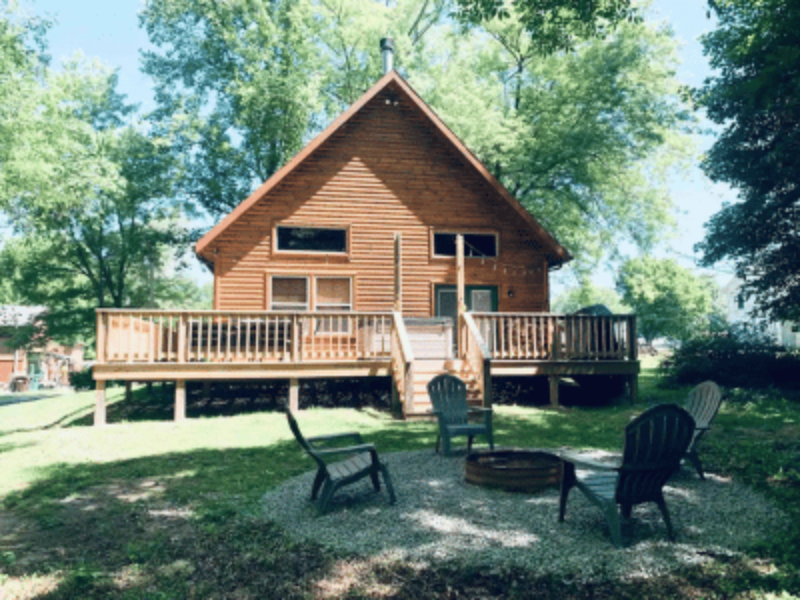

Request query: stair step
[{"left": 413, "top": 359, "right": 462, "bottom": 373}]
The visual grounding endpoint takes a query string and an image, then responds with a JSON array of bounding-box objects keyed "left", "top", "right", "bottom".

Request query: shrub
[
  {"left": 69, "top": 367, "right": 94, "bottom": 391},
  {"left": 663, "top": 323, "right": 800, "bottom": 389}
]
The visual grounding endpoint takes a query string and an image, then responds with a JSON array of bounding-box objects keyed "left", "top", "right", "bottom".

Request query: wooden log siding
[
  {"left": 208, "top": 83, "right": 550, "bottom": 316},
  {"left": 99, "top": 310, "right": 393, "bottom": 365},
  {"left": 472, "top": 314, "right": 637, "bottom": 362}
]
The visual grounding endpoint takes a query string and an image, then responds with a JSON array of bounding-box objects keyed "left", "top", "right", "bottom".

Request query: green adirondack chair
[
  {"left": 684, "top": 381, "right": 723, "bottom": 480},
  {"left": 558, "top": 404, "right": 696, "bottom": 547},
  {"left": 286, "top": 408, "right": 396, "bottom": 514},
  {"left": 427, "top": 373, "right": 494, "bottom": 456}
]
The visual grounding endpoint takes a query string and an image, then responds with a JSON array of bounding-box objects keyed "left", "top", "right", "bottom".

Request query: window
[
  {"left": 315, "top": 277, "right": 352, "bottom": 333},
  {"left": 316, "top": 277, "right": 352, "bottom": 311},
  {"left": 271, "top": 277, "right": 309, "bottom": 311},
  {"left": 276, "top": 226, "right": 347, "bottom": 253},
  {"left": 433, "top": 232, "right": 498, "bottom": 258}
]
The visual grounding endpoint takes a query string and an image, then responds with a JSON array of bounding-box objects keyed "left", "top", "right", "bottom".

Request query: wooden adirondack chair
[
  {"left": 684, "top": 381, "right": 723, "bottom": 480},
  {"left": 286, "top": 408, "right": 396, "bottom": 514},
  {"left": 427, "top": 373, "right": 494, "bottom": 456},
  {"left": 559, "top": 404, "right": 696, "bottom": 547}
]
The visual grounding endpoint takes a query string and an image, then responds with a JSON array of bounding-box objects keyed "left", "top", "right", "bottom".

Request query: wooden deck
[{"left": 92, "top": 309, "right": 638, "bottom": 424}]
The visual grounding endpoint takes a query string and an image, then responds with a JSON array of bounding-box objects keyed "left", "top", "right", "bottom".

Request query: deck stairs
[{"left": 402, "top": 318, "right": 484, "bottom": 417}]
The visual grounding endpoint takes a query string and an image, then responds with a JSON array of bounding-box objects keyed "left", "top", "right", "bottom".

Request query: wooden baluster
[
  {"left": 177, "top": 314, "right": 186, "bottom": 364},
  {"left": 292, "top": 314, "right": 299, "bottom": 363},
  {"left": 499, "top": 316, "right": 505, "bottom": 359},
  {"left": 244, "top": 315, "right": 250, "bottom": 361}
]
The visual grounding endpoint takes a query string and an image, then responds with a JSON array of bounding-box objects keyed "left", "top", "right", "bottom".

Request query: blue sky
[{"left": 28, "top": 0, "right": 737, "bottom": 291}]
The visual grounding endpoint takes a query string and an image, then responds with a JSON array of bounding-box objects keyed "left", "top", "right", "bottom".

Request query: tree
[
  {"left": 453, "top": 0, "right": 638, "bottom": 55},
  {"left": 616, "top": 256, "right": 718, "bottom": 345},
  {"left": 552, "top": 281, "right": 630, "bottom": 314},
  {"left": 0, "top": 4, "right": 195, "bottom": 341},
  {"left": 140, "top": 0, "right": 323, "bottom": 217},
  {"left": 695, "top": 0, "right": 800, "bottom": 325}
]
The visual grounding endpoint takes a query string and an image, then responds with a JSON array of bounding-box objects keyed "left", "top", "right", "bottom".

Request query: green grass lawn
[{"left": 1, "top": 374, "right": 799, "bottom": 599}]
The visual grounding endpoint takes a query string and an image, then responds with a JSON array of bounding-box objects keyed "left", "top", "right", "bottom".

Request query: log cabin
[{"left": 92, "top": 41, "right": 639, "bottom": 423}]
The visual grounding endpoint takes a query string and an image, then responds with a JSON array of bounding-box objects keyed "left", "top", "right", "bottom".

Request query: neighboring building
[
  {"left": 721, "top": 279, "right": 800, "bottom": 349},
  {"left": 0, "top": 305, "right": 85, "bottom": 390}
]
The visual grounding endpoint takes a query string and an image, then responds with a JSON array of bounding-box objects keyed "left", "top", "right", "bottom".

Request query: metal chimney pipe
[{"left": 380, "top": 37, "right": 394, "bottom": 74}]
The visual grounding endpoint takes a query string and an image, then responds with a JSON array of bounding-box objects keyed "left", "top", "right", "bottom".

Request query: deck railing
[
  {"left": 390, "top": 311, "right": 415, "bottom": 413},
  {"left": 96, "top": 309, "right": 394, "bottom": 364},
  {"left": 461, "top": 313, "right": 492, "bottom": 406},
  {"left": 471, "top": 313, "right": 637, "bottom": 362}
]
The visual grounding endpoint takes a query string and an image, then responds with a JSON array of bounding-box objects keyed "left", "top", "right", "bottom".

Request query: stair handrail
[
  {"left": 462, "top": 312, "right": 492, "bottom": 408},
  {"left": 391, "top": 311, "right": 415, "bottom": 414}
]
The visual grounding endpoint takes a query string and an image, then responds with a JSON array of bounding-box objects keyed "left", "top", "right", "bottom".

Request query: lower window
[
  {"left": 271, "top": 277, "right": 309, "bottom": 311},
  {"left": 315, "top": 277, "right": 352, "bottom": 333}
]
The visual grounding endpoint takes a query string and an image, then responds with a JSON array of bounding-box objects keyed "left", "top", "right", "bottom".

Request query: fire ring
[{"left": 465, "top": 450, "right": 563, "bottom": 493}]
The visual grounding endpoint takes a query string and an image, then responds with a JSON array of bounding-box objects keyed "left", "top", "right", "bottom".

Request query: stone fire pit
[{"left": 465, "top": 449, "right": 563, "bottom": 493}]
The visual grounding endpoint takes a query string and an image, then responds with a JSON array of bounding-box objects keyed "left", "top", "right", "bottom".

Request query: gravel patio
[{"left": 263, "top": 449, "right": 783, "bottom": 582}]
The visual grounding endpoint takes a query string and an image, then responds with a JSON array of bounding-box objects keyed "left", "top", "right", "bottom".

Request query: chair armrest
[
  {"left": 695, "top": 425, "right": 711, "bottom": 431},
  {"left": 307, "top": 431, "right": 364, "bottom": 445},
  {"left": 468, "top": 407, "right": 492, "bottom": 414},
  {"left": 315, "top": 443, "right": 377, "bottom": 458},
  {"left": 558, "top": 450, "right": 620, "bottom": 471}
]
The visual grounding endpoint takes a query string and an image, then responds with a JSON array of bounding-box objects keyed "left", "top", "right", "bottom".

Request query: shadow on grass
[
  {"left": 0, "top": 440, "right": 38, "bottom": 455},
  {"left": 0, "top": 440, "right": 333, "bottom": 598},
  {"left": 0, "top": 412, "right": 641, "bottom": 599},
  {"left": 2, "top": 394, "right": 797, "bottom": 598},
  {"left": 0, "top": 402, "right": 97, "bottom": 438}
]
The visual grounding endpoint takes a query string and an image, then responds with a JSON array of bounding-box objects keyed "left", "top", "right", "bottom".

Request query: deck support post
[
  {"left": 548, "top": 376, "right": 560, "bottom": 408},
  {"left": 390, "top": 378, "right": 402, "bottom": 417},
  {"left": 628, "top": 375, "right": 638, "bottom": 405},
  {"left": 174, "top": 380, "right": 186, "bottom": 422},
  {"left": 289, "top": 378, "right": 300, "bottom": 412},
  {"left": 456, "top": 234, "right": 465, "bottom": 353},
  {"left": 146, "top": 382, "right": 153, "bottom": 398},
  {"left": 125, "top": 381, "right": 132, "bottom": 403},
  {"left": 202, "top": 381, "right": 211, "bottom": 402},
  {"left": 94, "top": 380, "right": 106, "bottom": 426}
]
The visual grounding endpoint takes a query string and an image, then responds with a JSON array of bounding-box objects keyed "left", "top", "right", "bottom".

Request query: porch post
[
  {"left": 289, "top": 378, "right": 300, "bottom": 412},
  {"left": 174, "top": 379, "right": 186, "bottom": 422},
  {"left": 548, "top": 376, "right": 560, "bottom": 408},
  {"left": 94, "top": 380, "right": 106, "bottom": 426},
  {"left": 628, "top": 375, "right": 638, "bottom": 405},
  {"left": 394, "top": 233, "right": 402, "bottom": 312},
  {"left": 456, "top": 234, "right": 465, "bottom": 353}
]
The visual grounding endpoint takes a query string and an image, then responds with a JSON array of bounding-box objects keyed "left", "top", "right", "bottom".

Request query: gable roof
[{"left": 195, "top": 71, "right": 572, "bottom": 267}]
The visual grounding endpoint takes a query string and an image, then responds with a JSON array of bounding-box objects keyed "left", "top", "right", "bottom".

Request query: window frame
[
  {"left": 269, "top": 275, "right": 310, "bottom": 311},
  {"left": 273, "top": 224, "right": 350, "bottom": 256},
  {"left": 430, "top": 230, "right": 500, "bottom": 259},
  {"left": 313, "top": 276, "right": 354, "bottom": 336}
]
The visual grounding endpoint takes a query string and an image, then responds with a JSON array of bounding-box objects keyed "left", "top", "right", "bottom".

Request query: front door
[{"left": 435, "top": 285, "right": 498, "bottom": 351}]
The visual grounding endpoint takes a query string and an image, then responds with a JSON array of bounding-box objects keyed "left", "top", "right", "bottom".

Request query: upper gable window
[
  {"left": 433, "top": 232, "right": 498, "bottom": 258},
  {"left": 276, "top": 226, "right": 348, "bottom": 253}
]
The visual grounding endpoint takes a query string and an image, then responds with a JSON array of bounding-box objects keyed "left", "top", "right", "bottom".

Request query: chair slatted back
[
  {"left": 617, "top": 404, "right": 695, "bottom": 504},
  {"left": 685, "top": 381, "right": 723, "bottom": 429},
  {"left": 286, "top": 408, "right": 327, "bottom": 471},
  {"left": 427, "top": 374, "right": 469, "bottom": 426}
]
